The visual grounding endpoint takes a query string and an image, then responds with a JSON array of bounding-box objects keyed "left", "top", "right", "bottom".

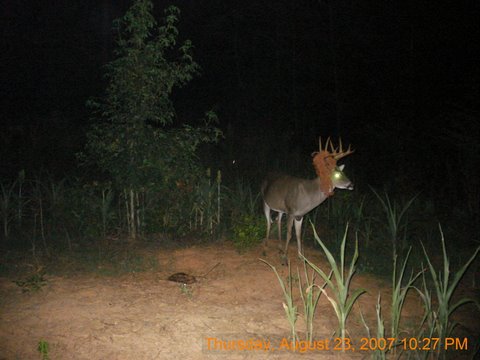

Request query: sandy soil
[{"left": 0, "top": 241, "right": 478, "bottom": 359}]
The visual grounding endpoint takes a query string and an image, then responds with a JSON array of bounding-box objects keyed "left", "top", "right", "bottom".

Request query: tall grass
[
  {"left": 391, "top": 247, "right": 422, "bottom": 342},
  {"left": 0, "top": 180, "right": 17, "bottom": 241},
  {"left": 371, "top": 188, "right": 417, "bottom": 258},
  {"left": 265, "top": 222, "right": 479, "bottom": 358},
  {"left": 302, "top": 224, "right": 365, "bottom": 347},
  {"left": 420, "top": 225, "right": 480, "bottom": 350},
  {"left": 0, "top": 169, "right": 227, "bottom": 253},
  {"left": 297, "top": 260, "right": 327, "bottom": 343},
  {"left": 189, "top": 168, "right": 223, "bottom": 235},
  {"left": 225, "top": 178, "right": 260, "bottom": 219},
  {"left": 360, "top": 294, "right": 387, "bottom": 360},
  {"left": 260, "top": 259, "right": 298, "bottom": 345},
  {"left": 414, "top": 271, "right": 437, "bottom": 360}
]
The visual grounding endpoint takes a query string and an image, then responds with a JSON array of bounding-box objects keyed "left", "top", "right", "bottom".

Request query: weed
[
  {"left": 302, "top": 224, "right": 365, "bottom": 348},
  {"left": 180, "top": 283, "right": 193, "bottom": 298},
  {"left": 232, "top": 214, "right": 263, "bottom": 252},
  {"left": 14, "top": 269, "right": 48, "bottom": 293},
  {"left": 420, "top": 225, "right": 480, "bottom": 350},
  {"left": 360, "top": 294, "right": 387, "bottom": 360},
  {"left": 297, "top": 260, "right": 327, "bottom": 343},
  {"left": 371, "top": 188, "right": 417, "bottom": 259},
  {"left": 37, "top": 339, "right": 50, "bottom": 360},
  {"left": 260, "top": 259, "right": 298, "bottom": 345},
  {"left": 391, "top": 247, "right": 422, "bottom": 341}
]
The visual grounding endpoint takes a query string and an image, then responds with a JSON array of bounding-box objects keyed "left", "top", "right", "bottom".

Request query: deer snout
[{"left": 347, "top": 182, "right": 354, "bottom": 190}]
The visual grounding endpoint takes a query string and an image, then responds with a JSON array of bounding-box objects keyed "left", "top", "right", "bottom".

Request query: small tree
[{"left": 83, "top": 1, "right": 220, "bottom": 240}]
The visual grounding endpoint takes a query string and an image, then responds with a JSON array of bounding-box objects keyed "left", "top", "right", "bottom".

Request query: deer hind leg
[
  {"left": 276, "top": 212, "right": 283, "bottom": 243},
  {"left": 283, "top": 215, "right": 295, "bottom": 259},
  {"left": 294, "top": 216, "right": 304, "bottom": 257},
  {"left": 263, "top": 202, "right": 272, "bottom": 247}
]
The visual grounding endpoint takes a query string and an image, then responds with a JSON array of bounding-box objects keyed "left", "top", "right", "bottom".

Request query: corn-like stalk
[
  {"left": 413, "top": 270, "right": 436, "bottom": 360},
  {"left": 391, "top": 247, "right": 423, "bottom": 342},
  {"left": 0, "top": 181, "right": 16, "bottom": 241},
  {"left": 374, "top": 295, "right": 387, "bottom": 360},
  {"left": 371, "top": 188, "right": 417, "bottom": 258},
  {"left": 260, "top": 259, "right": 298, "bottom": 346},
  {"left": 297, "top": 260, "right": 328, "bottom": 343},
  {"left": 189, "top": 169, "right": 223, "bottom": 235},
  {"left": 31, "top": 180, "right": 49, "bottom": 256},
  {"left": 17, "top": 170, "right": 25, "bottom": 229},
  {"left": 101, "top": 186, "right": 114, "bottom": 238},
  {"left": 216, "top": 170, "right": 221, "bottom": 227},
  {"left": 360, "top": 294, "right": 387, "bottom": 359},
  {"left": 421, "top": 225, "right": 480, "bottom": 350},
  {"left": 302, "top": 224, "right": 365, "bottom": 349},
  {"left": 361, "top": 294, "right": 388, "bottom": 359},
  {"left": 123, "top": 188, "right": 141, "bottom": 241}
]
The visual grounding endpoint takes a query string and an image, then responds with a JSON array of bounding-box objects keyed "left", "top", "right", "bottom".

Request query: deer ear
[{"left": 338, "top": 164, "right": 345, "bottom": 171}]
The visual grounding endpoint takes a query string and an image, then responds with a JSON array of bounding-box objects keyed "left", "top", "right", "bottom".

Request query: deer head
[{"left": 312, "top": 137, "right": 354, "bottom": 195}]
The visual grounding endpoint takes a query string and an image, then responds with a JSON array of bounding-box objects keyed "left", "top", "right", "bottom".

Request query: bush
[{"left": 232, "top": 214, "right": 264, "bottom": 252}]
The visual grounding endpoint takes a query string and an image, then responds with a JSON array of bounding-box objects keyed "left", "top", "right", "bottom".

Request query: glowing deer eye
[{"left": 334, "top": 172, "right": 341, "bottom": 179}]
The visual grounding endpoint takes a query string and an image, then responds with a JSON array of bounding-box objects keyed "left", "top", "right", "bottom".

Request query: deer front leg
[{"left": 294, "top": 216, "right": 304, "bottom": 257}]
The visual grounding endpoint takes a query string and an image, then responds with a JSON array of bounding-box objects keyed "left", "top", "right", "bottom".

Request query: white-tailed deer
[{"left": 261, "top": 137, "right": 354, "bottom": 260}]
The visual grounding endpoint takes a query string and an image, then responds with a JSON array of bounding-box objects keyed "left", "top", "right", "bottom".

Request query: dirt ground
[{"left": 0, "top": 241, "right": 478, "bottom": 359}]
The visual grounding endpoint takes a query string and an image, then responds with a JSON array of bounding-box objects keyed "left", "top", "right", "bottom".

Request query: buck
[{"left": 261, "top": 137, "right": 354, "bottom": 260}]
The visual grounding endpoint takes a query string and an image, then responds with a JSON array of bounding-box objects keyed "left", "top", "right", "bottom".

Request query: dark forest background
[{"left": 1, "top": 1, "right": 479, "bottom": 245}]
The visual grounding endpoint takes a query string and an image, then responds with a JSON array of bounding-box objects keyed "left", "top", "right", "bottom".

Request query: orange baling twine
[{"left": 312, "top": 151, "right": 337, "bottom": 196}]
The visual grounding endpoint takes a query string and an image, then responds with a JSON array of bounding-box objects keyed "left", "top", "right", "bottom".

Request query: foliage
[
  {"left": 0, "top": 181, "right": 16, "bottom": 241},
  {"left": 225, "top": 179, "right": 261, "bottom": 219},
  {"left": 390, "top": 247, "right": 422, "bottom": 342},
  {"left": 301, "top": 224, "right": 365, "bottom": 347},
  {"left": 360, "top": 294, "right": 387, "bottom": 360},
  {"left": 80, "top": 1, "right": 221, "bottom": 238},
  {"left": 93, "top": 2, "right": 198, "bottom": 128},
  {"left": 38, "top": 339, "right": 50, "bottom": 360},
  {"left": 371, "top": 188, "right": 417, "bottom": 258},
  {"left": 83, "top": 1, "right": 210, "bottom": 187},
  {"left": 14, "top": 270, "right": 48, "bottom": 293},
  {"left": 260, "top": 259, "right": 298, "bottom": 345},
  {"left": 297, "top": 261, "right": 326, "bottom": 343},
  {"left": 420, "top": 225, "right": 480, "bottom": 346},
  {"left": 231, "top": 214, "right": 263, "bottom": 252}
]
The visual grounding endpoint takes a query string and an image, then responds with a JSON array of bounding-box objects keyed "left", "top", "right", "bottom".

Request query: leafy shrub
[{"left": 232, "top": 214, "right": 264, "bottom": 252}]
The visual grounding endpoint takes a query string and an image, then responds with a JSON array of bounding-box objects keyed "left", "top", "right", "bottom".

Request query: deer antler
[
  {"left": 333, "top": 138, "right": 354, "bottom": 160},
  {"left": 316, "top": 137, "right": 354, "bottom": 160},
  {"left": 317, "top": 136, "right": 335, "bottom": 153}
]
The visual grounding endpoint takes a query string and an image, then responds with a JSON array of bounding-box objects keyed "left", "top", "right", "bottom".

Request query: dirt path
[{"left": 0, "top": 242, "right": 476, "bottom": 359}]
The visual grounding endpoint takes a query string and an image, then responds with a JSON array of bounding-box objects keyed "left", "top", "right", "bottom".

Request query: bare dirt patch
[{"left": 0, "top": 242, "right": 477, "bottom": 359}]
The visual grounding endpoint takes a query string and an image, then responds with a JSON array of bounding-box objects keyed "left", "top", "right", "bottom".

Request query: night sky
[{"left": 1, "top": 1, "right": 479, "bottom": 200}]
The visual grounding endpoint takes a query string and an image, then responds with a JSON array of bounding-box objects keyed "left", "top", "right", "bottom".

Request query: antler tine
[
  {"left": 316, "top": 136, "right": 354, "bottom": 159},
  {"left": 319, "top": 136, "right": 330, "bottom": 152},
  {"left": 333, "top": 138, "right": 355, "bottom": 160},
  {"left": 329, "top": 137, "right": 336, "bottom": 153}
]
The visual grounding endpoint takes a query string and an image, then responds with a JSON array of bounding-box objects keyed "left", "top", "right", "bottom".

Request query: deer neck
[
  {"left": 311, "top": 177, "right": 334, "bottom": 199},
  {"left": 296, "top": 178, "right": 332, "bottom": 215},
  {"left": 311, "top": 173, "right": 334, "bottom": 198}
]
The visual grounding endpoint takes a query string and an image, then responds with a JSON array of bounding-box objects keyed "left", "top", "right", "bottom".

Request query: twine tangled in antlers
[{"left": 312, "top": 151, "right": 337, "bottom": 196}]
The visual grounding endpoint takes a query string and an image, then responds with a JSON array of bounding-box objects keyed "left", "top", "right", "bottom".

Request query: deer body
[{"left": 261, "top": 138, "right": 354, "bottom": 259}]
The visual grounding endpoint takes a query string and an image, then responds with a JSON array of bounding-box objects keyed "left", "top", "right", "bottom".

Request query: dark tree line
[{"left": 1, "top": 1, "right": 478, "bottom": 226}]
